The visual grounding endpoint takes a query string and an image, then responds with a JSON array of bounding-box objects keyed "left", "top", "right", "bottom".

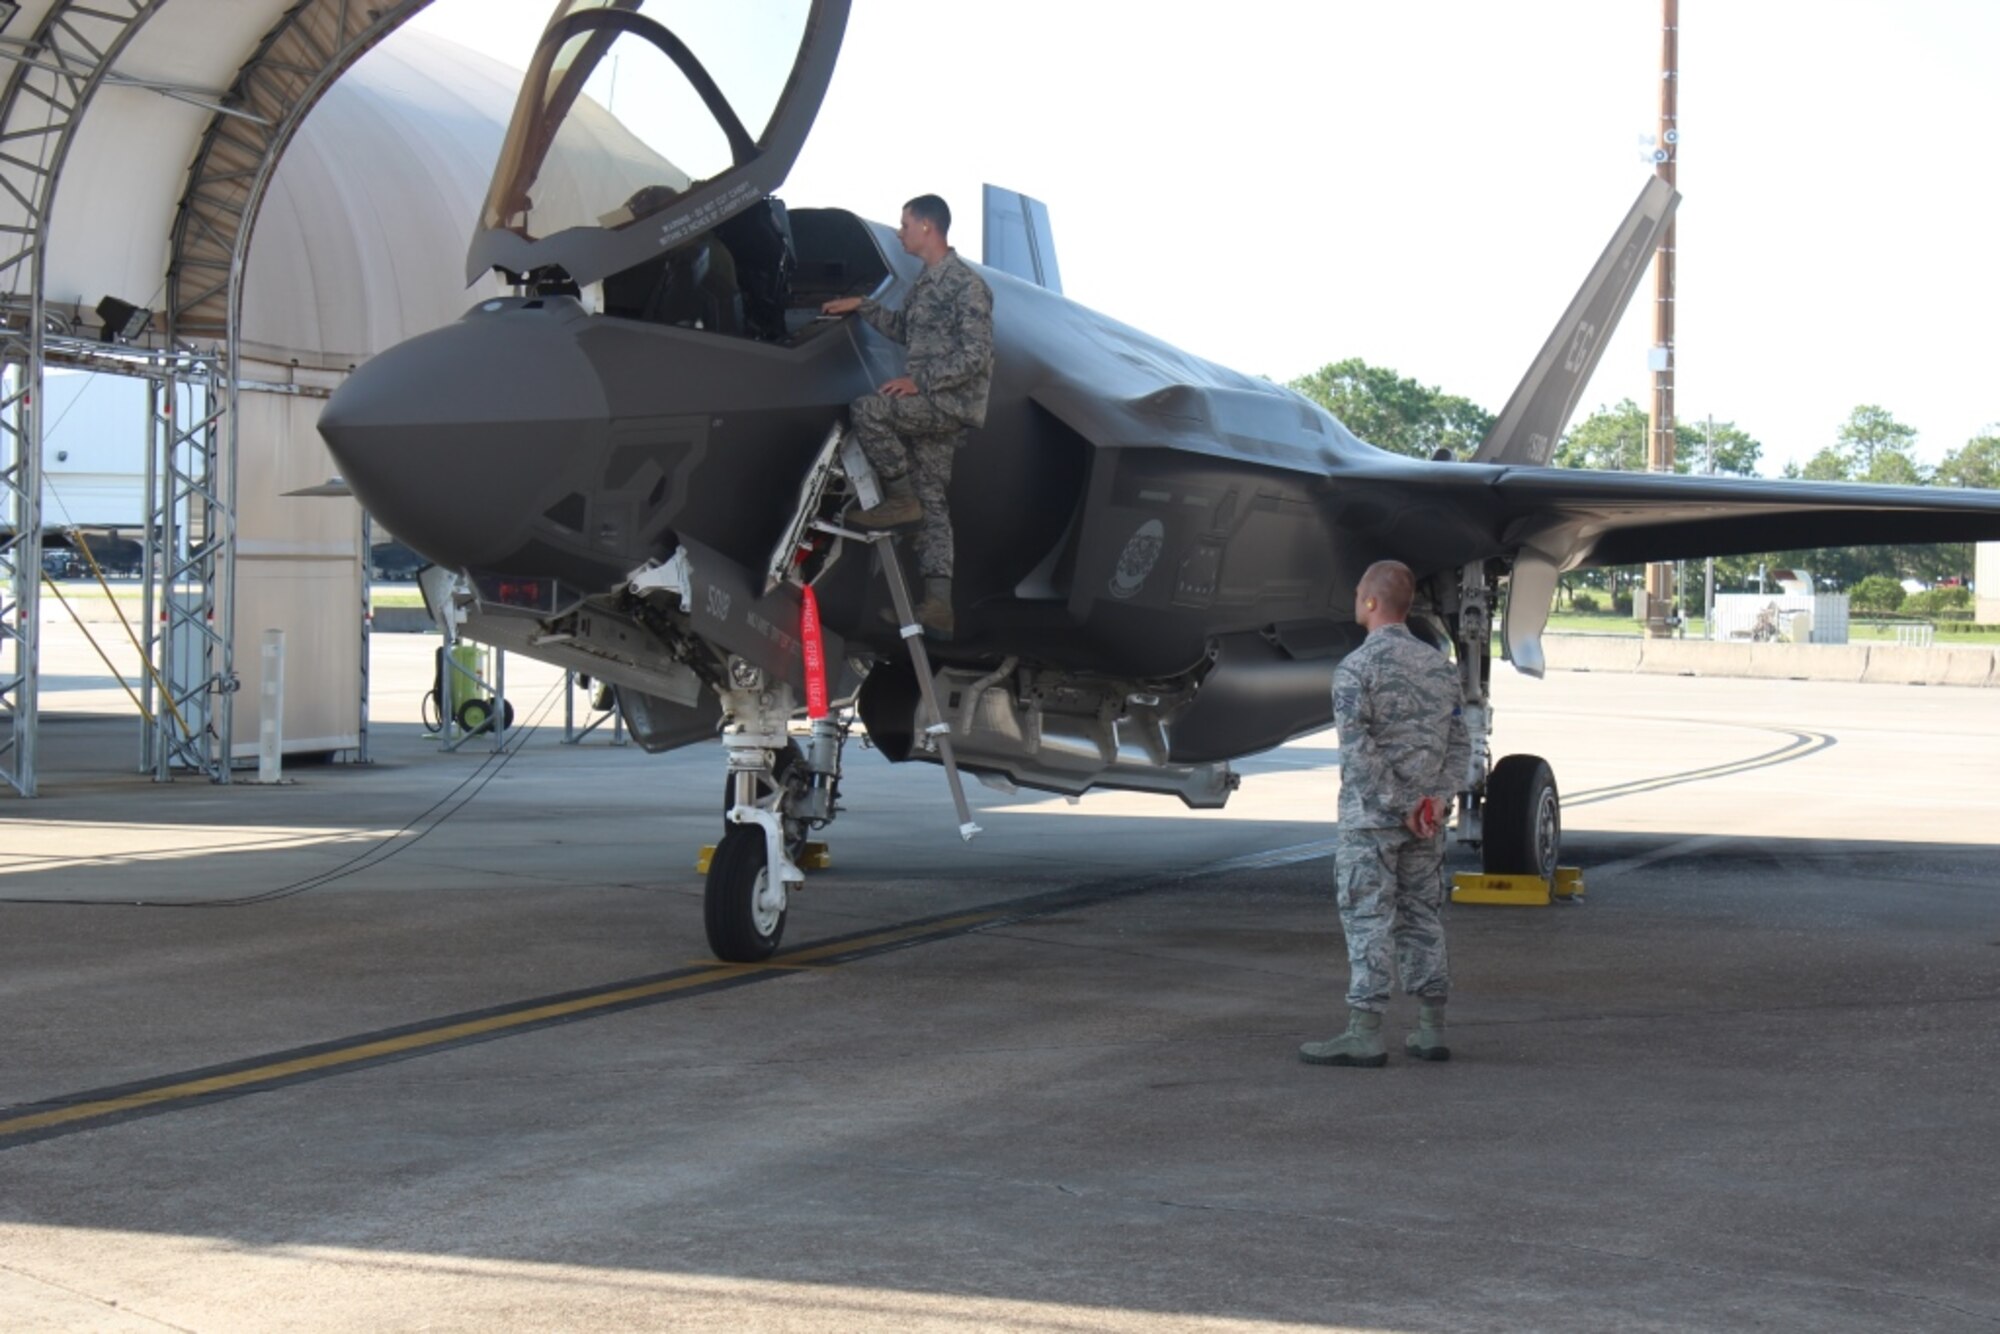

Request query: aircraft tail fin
[
  {"left": 1472, "top": 176, "right": 1679, "bottom": 467},
  {"left": 982, "top": 184, "right": 1063, "bottom": 294}
]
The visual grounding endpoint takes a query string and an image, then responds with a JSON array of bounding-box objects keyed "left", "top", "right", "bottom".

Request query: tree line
[{"left": 1286, "top": 356, "right": 1999, "bottom": 595}]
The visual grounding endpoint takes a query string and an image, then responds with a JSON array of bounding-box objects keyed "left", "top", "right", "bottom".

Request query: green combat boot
[
  {"left": 1405, "top": 1001, "right": 1450, "bottom": 1062},
  {"left": 914, "top": 576, "right": 954, "bottom": 640},
  {"left": 850, "top": 475, "right": 924, "bottom": 530},
  {"left": 1298, "top": 1008, "right": 1387, "bottom": 1068}
]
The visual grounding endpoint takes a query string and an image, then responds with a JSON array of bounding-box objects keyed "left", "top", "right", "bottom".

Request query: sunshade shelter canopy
[{"left": 0, "top": 0, "right": 521, "bottom": 796}]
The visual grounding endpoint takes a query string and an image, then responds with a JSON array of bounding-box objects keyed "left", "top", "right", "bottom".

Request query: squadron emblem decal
[{"left": 1108, "top": 519, "right": 1166, "bottom": 600}]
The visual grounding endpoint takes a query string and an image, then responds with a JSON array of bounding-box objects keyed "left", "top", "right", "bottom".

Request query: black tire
[
  {"left": 704, "top": 824, "right": 785, "bottom": 962},
  {"left": 455, "top": 697, "right": 493, "bottom": 734},
  {"left": 1483, "top": 754, "right": 1560, "bottom": 880},
  {"left": 455, "top": 697, "right": 516, "bottom": 735}
]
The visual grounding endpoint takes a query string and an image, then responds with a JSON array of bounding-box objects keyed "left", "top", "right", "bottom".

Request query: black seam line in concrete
[
  {"left": 0, "top": 842, "right": 1310, "bottom": 1152},
  {"left": 1564, "top": 727, "right": 1835, "bottom": 808},
  {"left": 0, "top": 1259, "right": 202, "bottom": 1334}
]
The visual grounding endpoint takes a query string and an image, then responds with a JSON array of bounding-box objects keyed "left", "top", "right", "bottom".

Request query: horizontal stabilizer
[
  {"left": 1474, "top": 177, "right": 1678, "bottom": 466},
  {"left": 982, "top": 184, "right": 1063, "bottom": 294}
]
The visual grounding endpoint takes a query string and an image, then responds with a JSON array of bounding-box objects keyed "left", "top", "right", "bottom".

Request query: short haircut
[
  {"left": 904, "top": 194, "right": 951, "bottom": 236},
  {"left": 1360, "top": 560, "right": 1416, "bottom": 615}
]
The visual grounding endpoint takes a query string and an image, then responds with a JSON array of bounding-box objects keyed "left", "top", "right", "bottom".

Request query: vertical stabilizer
[
  {"left": 1473, "top": 177, "right": 1679, "bottom": 466},
  {"left": 982, "top": 184, "right": 1063, "bottom": 294}
]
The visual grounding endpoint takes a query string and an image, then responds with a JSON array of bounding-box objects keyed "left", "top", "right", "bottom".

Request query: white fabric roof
[
  {"left": 41, "top": 0, "right": 296, "bottom": 314},
  {"left": 29, "top": 4, "right": 517, "bottom": 366},
  {"left": 240, "top": 29, "right": 516, "bottom": 366}
]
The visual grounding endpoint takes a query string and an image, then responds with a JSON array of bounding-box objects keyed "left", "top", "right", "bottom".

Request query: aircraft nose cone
[{"left": 319, "top": 300, "right": 609, "bottom": 571}]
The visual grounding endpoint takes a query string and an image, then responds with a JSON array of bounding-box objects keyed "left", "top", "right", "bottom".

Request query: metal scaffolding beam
[
  {"left": 0, "top": 0, "right": 165, "bottom": 796},
  {"left": 140, "top": 351, "right": 232, "bottom": 780}
]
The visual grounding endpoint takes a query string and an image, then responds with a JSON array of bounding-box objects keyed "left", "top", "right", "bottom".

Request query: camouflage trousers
[
  {"left": 850, "top": 392, "right": 966, "bottom": 579},
  {"left": 1335, "top": 825, "right": 1450, "bottom": 1012}
]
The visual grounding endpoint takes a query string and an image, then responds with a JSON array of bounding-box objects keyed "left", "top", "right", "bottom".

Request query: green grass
[{"left": 1542, "top": 607, "right": 2000, "bottom": 645}]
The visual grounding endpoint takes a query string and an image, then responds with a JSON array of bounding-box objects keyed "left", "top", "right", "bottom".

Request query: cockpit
[{"left": 471, "top": 0, "right": 879, "bottom": 343}]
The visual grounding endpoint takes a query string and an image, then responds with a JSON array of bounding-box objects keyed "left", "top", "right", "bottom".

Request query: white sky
[{"left": 408, "top": 0, "right": 2000, "bottom": 476}]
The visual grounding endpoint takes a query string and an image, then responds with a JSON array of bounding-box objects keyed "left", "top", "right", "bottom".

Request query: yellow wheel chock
[
  {"left": 696, "top": 841, "right": 832, "bottom": 874},
  {"left": 1449, "top": 866, "right": 1584, "bottom": 905}
]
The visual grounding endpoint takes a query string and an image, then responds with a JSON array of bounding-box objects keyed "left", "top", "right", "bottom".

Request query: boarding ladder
[{"left": 766, "top": 424, "right": 980, "bottom": 841}]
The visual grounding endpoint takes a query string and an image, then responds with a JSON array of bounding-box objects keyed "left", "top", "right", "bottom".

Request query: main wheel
[
  {"left": 1482, "top": 754, "right": 1560, "bottom": 880},
  {"left": 704, "top": 824, "right": 786, "bottom": 962}
]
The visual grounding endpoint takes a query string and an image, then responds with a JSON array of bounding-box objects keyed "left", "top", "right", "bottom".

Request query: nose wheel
[{"left": 704, "top": 824, "right": 787, "bottom": 961}]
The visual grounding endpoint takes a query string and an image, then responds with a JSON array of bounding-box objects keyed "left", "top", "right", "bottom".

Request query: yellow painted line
[
  {"left": 0, "top": 910, "right": 1009, "bottom": 1143},
  {"left": 0, "top": 966, "right": 741, "bottom": 1139},
  {"left": 692, "top": 913, "right": 1007, "bottom": 974},
  {"left": 687, "top": 960, "right": 831, "bottom": 972},
  {"left": 780, "top": 911, "right": 1004, "bottom": 964}
]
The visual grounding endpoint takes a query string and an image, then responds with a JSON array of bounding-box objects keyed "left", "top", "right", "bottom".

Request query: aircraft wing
[
  {"left": 1313, "top": 461, "right": 2000, "bottom": 677},
  {"left": 1472, "top": 467, "right": 2000, "bottom": 569},
  {"left": 1318, "top": 460, "right": 2000, "bottom": 577}
]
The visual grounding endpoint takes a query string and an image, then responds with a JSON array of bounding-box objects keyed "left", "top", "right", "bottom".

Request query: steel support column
[{"left": 145, "top": 353, "right": 231, "bottom": 780}]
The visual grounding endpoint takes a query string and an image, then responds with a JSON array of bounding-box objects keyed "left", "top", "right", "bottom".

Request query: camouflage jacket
[
  {"left": 858, "top": 250, "right": 994, "bottom": 427},
  {"left": 1332, "top": 623, "right": 1470, "bottom": 831}
]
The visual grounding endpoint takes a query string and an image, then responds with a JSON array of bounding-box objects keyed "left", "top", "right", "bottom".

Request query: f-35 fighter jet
[{"left": 318, "top": 0, "right": 2000, "bottom": 960}]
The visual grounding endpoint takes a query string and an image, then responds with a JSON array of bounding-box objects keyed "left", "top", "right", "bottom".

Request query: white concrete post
[
  {"left": 1977, "top": 543, "right": 1999, "bottom": 625},
  {"left": 258, "top": 628, "right": 285, "bottom": 783}
]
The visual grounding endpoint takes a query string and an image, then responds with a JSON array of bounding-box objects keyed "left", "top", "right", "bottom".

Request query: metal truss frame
[
  {"left": 139, "top": 349, "right": 231, "bottom": 781},
  {"left": 0, "top": 0, "right": 164, "bottom": 796}
]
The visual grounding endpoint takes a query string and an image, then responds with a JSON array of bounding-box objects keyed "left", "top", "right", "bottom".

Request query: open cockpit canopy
[{"left": 466, "top": 0, "right": 848, "bottom": 287}]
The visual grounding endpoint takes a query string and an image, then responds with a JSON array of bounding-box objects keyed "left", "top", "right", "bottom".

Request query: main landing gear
[{"left": 1448, "top": 561, "right": 1562, "bottom": 881}]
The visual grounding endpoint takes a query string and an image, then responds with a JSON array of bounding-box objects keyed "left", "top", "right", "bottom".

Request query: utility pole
[{"left": 1644, "top": 0, "right": 1679, "bottom": 637}]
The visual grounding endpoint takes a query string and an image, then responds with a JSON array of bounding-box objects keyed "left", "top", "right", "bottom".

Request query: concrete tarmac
[{"left": 2, "top": 626, "right": 1997, "bottom": 1331}]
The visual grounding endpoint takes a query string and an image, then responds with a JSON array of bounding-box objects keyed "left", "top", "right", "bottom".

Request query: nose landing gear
[{"left": 704, "top": 685, "right": 846, "bottom": 962}]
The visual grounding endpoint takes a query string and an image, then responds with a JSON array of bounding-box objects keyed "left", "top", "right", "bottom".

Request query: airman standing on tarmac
[
  {"left": 1300, "top": 559, "right": 1470, "bottom": 1068},
  {"left": 822, "top": 194, "right": 994, "bottom": 640}
]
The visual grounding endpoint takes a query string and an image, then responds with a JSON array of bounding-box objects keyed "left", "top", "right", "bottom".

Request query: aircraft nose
[{"left": 319, "top": 300, "right": 609, "bottom": 571}]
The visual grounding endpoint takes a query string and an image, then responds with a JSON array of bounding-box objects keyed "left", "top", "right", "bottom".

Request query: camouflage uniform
[
  {"left": 1331, "top": 623, "right": 1470, "bottom": 1013},
  {"left": 851, "top": 250, "right": 994, "bottom": 578}
]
